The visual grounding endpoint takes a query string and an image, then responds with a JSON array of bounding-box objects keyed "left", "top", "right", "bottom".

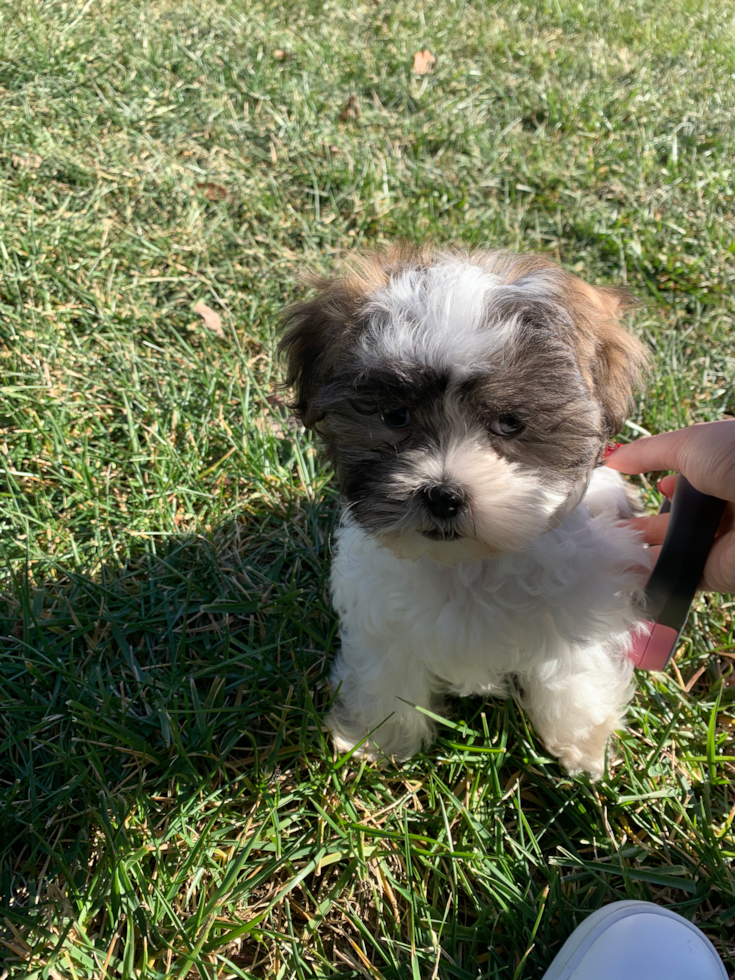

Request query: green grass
[{"left": 1, "top": 0, "right": 735, "bottom": 976}]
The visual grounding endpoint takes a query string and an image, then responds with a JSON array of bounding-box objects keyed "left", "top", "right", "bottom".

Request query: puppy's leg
[
  {"left": 520, "top": 644, "right": 635, "bottom": 779},
  {"left": 327, "top": 630, "right": 437, "bottom": 762}
]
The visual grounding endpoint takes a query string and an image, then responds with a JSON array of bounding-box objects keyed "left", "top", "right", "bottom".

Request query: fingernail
[{"left": 601, "top": 442, "right": 623, "bottom": 461}]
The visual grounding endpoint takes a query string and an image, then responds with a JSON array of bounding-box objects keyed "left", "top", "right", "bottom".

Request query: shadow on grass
[
  {"left": 1, "top": 496, "right": 734, "bottom": 977},
  {"left": 0, "top": 491, "right": 342, "bottom": 945}
]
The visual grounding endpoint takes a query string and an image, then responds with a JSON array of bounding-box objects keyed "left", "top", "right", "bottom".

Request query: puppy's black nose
[{"left": 421, "top": 484, "right": 466, "bottom": 520}]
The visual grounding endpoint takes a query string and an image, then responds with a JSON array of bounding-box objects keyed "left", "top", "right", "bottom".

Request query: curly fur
[
  {"left": 329, "top": 468, "right": 652, "bottom": 777},
  {"left": 281, "top": 247, "right": 652, "bottom": 777}
]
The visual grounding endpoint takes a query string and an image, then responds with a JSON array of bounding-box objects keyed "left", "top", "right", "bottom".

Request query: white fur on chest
[{"left": 327, "top": 469, "right": 651, "bottom": 777}]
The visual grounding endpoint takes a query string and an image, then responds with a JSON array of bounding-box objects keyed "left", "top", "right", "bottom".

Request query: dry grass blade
[{"left": 11, "top": 153, "right": 42, "bottom": 169}]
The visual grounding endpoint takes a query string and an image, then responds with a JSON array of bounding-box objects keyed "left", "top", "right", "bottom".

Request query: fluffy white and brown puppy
[{"left": 280, "top": 247, "right": 652, "bottom": 777}]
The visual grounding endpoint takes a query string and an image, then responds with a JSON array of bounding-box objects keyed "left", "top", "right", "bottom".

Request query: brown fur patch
[
  {"left": 463, "top": 249, "right": 649, "bottom": 434},
  {"left": 561, "top": 275, "right": 648, "bottom": 435}
]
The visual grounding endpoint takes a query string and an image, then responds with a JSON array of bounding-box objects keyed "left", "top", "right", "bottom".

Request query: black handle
[
  {"left": 630, "top": 477, "right": 726, "bottom": 669},
  {"left": 645, "top": 477, "right": 725, "bottom": 629}
]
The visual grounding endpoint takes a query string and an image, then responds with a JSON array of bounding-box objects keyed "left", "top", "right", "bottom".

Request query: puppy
[{"left": 280, "top": 247, "right": 652, "bottom": 778}]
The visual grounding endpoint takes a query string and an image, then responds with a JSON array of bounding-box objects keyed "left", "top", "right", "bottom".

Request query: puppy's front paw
[
  {"left": 327, "top": 714, "right": 381, "bottom": 762},
  {"left": 555, "top": 746, "right": 606, "bottom": 780},
  {"left": 325, "top": 707, "right": 431, "bottom": 764},
  {"left": 546, "top": 715, "right": 619, "bottom": 780}
]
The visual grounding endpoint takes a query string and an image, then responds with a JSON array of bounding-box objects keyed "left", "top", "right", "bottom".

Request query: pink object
[
  {"left": 600, "top": 442, "right": 623, "bottom": 461},
  {"left": 627, "top": 621, "right": 679, "bottom": 670}
]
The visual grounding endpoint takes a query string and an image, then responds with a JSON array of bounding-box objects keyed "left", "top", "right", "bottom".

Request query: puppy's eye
[
  {"left": 490, "top": 414, "right": 524, "bottom": 437},
  {"left": 381, "top": 406, "right": 410, "bottom": 428}
]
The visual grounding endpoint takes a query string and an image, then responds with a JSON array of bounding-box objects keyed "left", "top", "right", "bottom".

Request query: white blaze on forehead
[{"left": 361, "top": 257, "right": 560, "bottom": 372}]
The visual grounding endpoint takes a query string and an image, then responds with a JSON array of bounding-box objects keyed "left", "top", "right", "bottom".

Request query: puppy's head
[{"left": 280, "top": 247, "right": 648, "bottom": 563}]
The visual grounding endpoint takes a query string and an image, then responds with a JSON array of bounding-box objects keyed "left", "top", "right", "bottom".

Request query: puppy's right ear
[{"left": 278, "top": 278, "right": 354, "bottom": 428}]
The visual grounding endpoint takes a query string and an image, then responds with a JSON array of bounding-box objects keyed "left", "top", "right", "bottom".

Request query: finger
[
  {"left": 605, "top": 419, "right": 735, "bottom": 501},
  {"left": 604, "top": 429, "right": 691, "bottom": 474},
  {"left": 702, "top": 531, "right": 735, "bottom": 593},
  {"left": 647, "top": 544, "right": 661, "bottom": 565},
  {"left": 624, "top": 513, "right": 670, "bottom": 546},
  {"left": 657, "top": 474, "right": 678, "bottom": 499}
]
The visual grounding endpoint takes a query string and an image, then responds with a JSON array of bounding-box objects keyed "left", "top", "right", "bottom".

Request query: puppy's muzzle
[{"left": 421, "top": 484, "right": 466, "bottom": 520}]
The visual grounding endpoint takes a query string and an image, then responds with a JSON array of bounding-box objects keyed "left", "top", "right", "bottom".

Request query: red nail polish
[{"left": 601, "top": 442, "right": 623, "bottom": 460}]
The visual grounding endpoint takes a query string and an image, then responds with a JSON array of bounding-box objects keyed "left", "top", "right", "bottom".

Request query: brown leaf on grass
[
  {"left": 193, "top": 301, "right": 224, "bottom": 338},
  {"left": 255, "top": 393, "right": 301, "bottom": 439},
  {"left": 273, "top": 50, "right": 289, "bottom": 61},
  {"left": 196, "top": 181, "right": 228, "bottom": 202},
  {"left": 339, "top": 95, "right": 361, "bottom": 121},
  {"left": 266, "top": 393, "right": 288, "bottom": 412},
  {"left": 12, "top": 153, "right": 42, "bottom": 170},
  {"left": 412, "top": 49, "right": 436, "bottom": 74}
]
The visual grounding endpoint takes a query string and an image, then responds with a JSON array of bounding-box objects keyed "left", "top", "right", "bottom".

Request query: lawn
[{"left": 1, "top": 0, "right": 734, "bottom": 977}]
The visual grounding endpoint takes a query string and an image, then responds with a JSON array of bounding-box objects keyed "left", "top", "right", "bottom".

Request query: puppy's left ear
[
  {"left": 572, "top": 282, "right": 650, "bottom": 437},
  {"left": 278, "top": 278, "right": 355, "bottom": 428}
]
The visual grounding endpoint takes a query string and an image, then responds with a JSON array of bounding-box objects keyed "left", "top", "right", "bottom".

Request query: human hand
[{"left": 605, "top": 420, "right": 735, "bottom": 592}]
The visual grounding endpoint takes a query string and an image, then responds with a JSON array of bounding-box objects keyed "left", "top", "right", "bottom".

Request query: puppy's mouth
[{"left": 421, "top": 528, "right": 463, "bottom": 541}]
